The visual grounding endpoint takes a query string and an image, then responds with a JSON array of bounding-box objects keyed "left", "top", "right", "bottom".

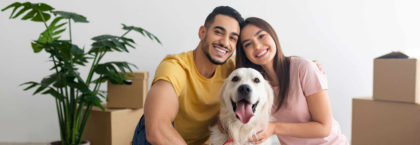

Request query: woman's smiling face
[{"left": 240, "top": 24, "right": 277, "bottom": 67}]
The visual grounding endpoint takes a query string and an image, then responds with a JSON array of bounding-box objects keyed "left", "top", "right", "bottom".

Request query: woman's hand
[{"left": 248, "top": 122, "right": 276, "bottom": 144}]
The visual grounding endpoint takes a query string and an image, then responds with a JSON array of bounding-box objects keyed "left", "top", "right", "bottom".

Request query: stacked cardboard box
[
  {"left": 352, "top": 53, "right": 420, "bottom": 145},
  {"left": 373, "top": 58, "right": 420, "bottom": 103},
  {"left": 352, "top": 98, "right": 420, "bottom": 145},
  {"left": 83, "top": 72, "right": 148, "bottom": 145},
  {"left": 82, "top": 107, "right": 144, "bottom": 145},
  {"left": 107, "top": 72, "right": 148, "bottom": 108}
]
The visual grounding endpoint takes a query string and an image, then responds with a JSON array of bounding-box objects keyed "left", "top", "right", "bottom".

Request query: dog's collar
[{"left": 223, "top": 137, "right": 234, "bottom": 145}]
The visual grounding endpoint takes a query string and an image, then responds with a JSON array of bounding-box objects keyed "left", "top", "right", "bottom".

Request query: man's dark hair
[{"left": 204, "top": 6, "right": 244, "bottom": 27}]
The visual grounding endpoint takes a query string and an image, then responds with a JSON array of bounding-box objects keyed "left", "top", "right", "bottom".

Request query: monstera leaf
[
  {"left": 53, "top": 11, "right": 88, "bottom": 23},
  {"left": 2, "top": 2, "right": 54, "bottom": 22}
]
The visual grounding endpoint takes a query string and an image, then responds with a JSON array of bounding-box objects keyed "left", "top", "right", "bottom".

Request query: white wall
[{"left": 1, "top": 0, "right": 419, "bottom": 143}]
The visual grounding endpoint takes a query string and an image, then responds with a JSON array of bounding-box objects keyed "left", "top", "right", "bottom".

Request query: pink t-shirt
[{"left": 271, "top": 57, "right": 348, "bottom": 145}]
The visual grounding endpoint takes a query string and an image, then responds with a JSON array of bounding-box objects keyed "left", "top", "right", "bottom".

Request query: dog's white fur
[{"left": 209, "top": 68, "right": 274, "bottom": 145}]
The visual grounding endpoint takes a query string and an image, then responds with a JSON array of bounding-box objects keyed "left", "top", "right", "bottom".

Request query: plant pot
[{"left": 50, "top": 140, "right": 90, "bottom": 145}]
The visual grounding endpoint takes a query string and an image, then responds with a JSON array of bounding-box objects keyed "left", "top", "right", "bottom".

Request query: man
[{"left": 132, "top": 6, "right": 243, "bottom": 145}]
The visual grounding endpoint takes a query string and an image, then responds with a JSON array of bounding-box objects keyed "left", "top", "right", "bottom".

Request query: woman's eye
[
  {"left": 258, "top": 34, "right": 265, "bottom": 39},
  {"left": 243, "top": 43, "right": 250, "bottom": 48}
]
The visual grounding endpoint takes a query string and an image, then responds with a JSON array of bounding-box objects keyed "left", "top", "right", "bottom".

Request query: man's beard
[{"left": 202, "top": 37, "right": 233, "bottom": 65}]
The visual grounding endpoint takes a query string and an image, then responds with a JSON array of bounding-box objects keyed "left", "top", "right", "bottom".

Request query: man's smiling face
[{"left": 200, "top": 14, "right": 240, "bottom": 65}]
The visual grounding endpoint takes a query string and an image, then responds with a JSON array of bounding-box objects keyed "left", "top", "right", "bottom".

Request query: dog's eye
[
  {"left": 232, "top": 76, "right": 240, "bottom": 82},
  {"left": 254, "top": 78, "right": 260, "bottom": 83}
]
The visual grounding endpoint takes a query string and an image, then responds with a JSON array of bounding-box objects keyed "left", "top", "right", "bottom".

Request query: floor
[
  {"left": 0, "top": 137, "right": 281, "bottom": 145},
  {"left": 0, "top": 143, "right": 48, "bottom": 145}
]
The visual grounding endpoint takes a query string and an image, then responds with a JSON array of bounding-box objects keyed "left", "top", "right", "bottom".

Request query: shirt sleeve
[
  {"left": 298, "top": 59, "right": 328, "bottom": 97},
  {"left": 152, "top": 59, "right": 187, "bottom": 96}
]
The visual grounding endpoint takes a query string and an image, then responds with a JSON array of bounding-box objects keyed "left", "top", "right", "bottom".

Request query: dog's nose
[{"left": 238, "top": 84, "right": 251, "bottom": 100}]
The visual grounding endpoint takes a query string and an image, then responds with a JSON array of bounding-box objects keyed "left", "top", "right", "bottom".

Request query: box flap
[{"left": 376, "top": 51, "right": 409, "bottom": 59}]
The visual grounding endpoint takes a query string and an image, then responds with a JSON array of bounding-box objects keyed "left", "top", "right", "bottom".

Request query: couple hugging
[{"left": 132, "top": 6, "right": 348, "bottom": 145}]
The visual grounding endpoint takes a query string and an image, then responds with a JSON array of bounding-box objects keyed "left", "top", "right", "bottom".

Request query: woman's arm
[
  {"left": 274, "top": 89, "right": 332, "bottom": 138},
  {"left": 250, "top": 90, "right": 332, "bottom": 144}
]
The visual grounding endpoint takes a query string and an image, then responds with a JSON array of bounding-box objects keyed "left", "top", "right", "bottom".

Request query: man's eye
[
  {"left": 230, "top": 37, "right": 237, "bottom": 41},
  {"left": 231, "top": 76, "right": 240, "bottom": 82}
]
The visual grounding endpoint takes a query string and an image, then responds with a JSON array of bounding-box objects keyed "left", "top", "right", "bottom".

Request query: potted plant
[{"left": 2, "top": 2, "right": 161, "bottom": 145}]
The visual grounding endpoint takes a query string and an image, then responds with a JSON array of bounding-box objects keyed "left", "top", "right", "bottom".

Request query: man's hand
[{"left": 313, "top": 60, "right": 325, "bottom": 74}]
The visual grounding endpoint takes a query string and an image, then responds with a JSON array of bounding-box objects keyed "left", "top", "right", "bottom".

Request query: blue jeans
[
  {"left": 132, "top": 115, "right": 174, "bottom": 145},
  {"left": 132, "top": 115, "right": 151, "bottom": 145}
]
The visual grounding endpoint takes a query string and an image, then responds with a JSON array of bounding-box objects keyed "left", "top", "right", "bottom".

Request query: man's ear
[{"left": 198, "top": 26, "right": 206, "bottom": 41}]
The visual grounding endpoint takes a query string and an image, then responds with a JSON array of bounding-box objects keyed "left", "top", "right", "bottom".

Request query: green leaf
[
  {"left": 1, "top": 2, "right": 20, "bottom": 12},
  {"left": 89, "top": 35, "right": 135, "bottom": 54},
  {"left": 91, "top": 35, "right": 119, "bottom": 41},
  {"left": 33, "top": 85, "right": 47, "bottom": 95},
  {"left": 53, "top": 29, "right": 66, "bottom": 36},
  {"left": 2, "top": 2, "right": 29, "bottom": 19},
  {"left": 31, "top": 12, "right": 51, "bottom": 22},
  {"left": 31, "top": 41, "right": 44, "bottom": 53},
  {"left": 121, "top": 24, "right": 162, "bottom": 44},
  {"left": 40, "top": 73, "right": 58, "bottom": 87},
  {"left": 49, "top": 16, "right": 65, "bottom": 27},
  {"left": 68, "top": 80, "right": 88, "bottom": 93},
  {"left": 21, "top": 10, "right": 36, "bottom": 20},
  {"left": 93, "top": 100, "right": 105, "bottom": 111},
  {"left": 153, "top": 36, "right": 161, "bottom": 44},
  {"left": 11, "top": 5, "right": 31, "bottom": 19},
  {"left": 53, "top": 11, "right": 88, "bottom": 23},
  {"left": 93, "top": 61, "right": 137, "bottom": 84},
  {"left": 2, "top": 2, "right": 54, "bottom": 22},
  {"left": 70, "top": 45, "right": 89, "bottom": 66},
  {"left": 42, "top": 88, "right": 64, "bottom": 100},
  {"left": 36, "top": 17, "right": 67, "bottom": 44},
  {"left": 36, "top": 3, "right": 54, "bottom": 11},
  {"left": 20, "top": 81, "right": 40, "bottom": 91},
  {"left": 97, "top": 92, "right": 106, "bottom": 99}
]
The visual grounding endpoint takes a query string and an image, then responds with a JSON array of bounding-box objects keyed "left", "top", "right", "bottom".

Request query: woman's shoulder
[{"left": 289, "top": 56, "right": 314, "bottom": 69}]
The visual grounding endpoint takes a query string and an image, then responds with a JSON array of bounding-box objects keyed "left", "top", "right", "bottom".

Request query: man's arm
[{"left": 144, "top": 80, "right": 187, "bottom": 145}]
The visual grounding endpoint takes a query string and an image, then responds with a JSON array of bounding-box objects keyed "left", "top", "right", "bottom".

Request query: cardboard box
[
  {"left": 373, "top": 58, "right": 420, "bottom": 103},
  {"left": 83, "top": 107, "right": 143, "bottom": 145},
  {"left": 107, "top": 72, "right": 148, "bottom": 108},
  {"left": 352, "top": 97, "right": 420, "bottom": 145}
]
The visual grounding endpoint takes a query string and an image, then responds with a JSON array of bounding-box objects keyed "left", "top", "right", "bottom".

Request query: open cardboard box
[
  {"left": 373, "top": 52, "right": 420, "bottom": 103},
  {"left": 107, "top": 72, "right": 148, "bottom": 108}
]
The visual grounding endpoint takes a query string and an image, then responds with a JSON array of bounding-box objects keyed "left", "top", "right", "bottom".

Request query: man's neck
[{"left": 193, "top": 47, "right": 218, "bottom": 78}]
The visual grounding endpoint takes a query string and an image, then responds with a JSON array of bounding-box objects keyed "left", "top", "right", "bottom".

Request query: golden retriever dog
[{"left": 210, "top": 68, "right": 274, "bottom": 145}]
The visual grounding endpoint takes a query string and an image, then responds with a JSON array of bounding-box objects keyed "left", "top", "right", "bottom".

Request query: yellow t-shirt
[{"left": 152, "top": 51, "right": 235, "bottom": 145}]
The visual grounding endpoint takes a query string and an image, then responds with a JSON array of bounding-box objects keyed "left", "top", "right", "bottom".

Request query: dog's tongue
[{"left": 235, "top": 101, "right": 254, "bottom": 124}]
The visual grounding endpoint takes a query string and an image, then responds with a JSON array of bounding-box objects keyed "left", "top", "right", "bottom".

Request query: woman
[{"left": 236, "top": 17, "right": 348, "bottom": 145}]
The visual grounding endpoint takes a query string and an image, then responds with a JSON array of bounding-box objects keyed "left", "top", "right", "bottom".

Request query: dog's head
[{"left": 219, "top": 68, "right": 273, "bottom": 124}]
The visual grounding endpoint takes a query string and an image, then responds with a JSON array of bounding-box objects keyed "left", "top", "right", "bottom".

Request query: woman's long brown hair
[{"left": 236, "top": 17, "right": 290, "bottom": 111}]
